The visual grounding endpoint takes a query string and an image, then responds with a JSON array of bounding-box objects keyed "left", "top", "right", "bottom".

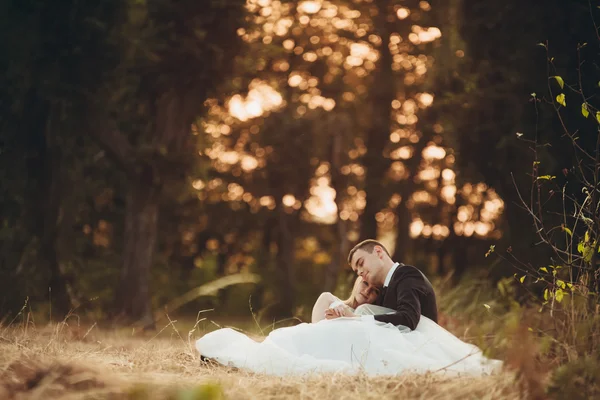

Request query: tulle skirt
[{"left": 195, "top": 316, "right": 502, "bottom": 377}]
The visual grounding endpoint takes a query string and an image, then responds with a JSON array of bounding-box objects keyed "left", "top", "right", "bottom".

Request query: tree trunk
[
  {"left": 359, "top": 1, "right": 394, "bottom": 242},
  {"left": 40, "top": 111, "right": 71, "bottom": 318},
  {"left": 274, "top": 207, "right": 295, "bottom": 317},
  {"left": 392, "top": 194, "right": 412, "bottom": 262},
  {"left": 324, "top": 125, "right": 349, "bottom": 291},
  {"left": 324, "top": 220, "right": 349, "bottom": 292},
  {"left": 115, "top": 181, "right": 158, "bottom": 328}
]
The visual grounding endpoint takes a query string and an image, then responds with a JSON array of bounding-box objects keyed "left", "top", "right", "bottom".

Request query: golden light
[
  {"left": 412, "top": 190, "right": 434, "bottom": 203},
  {"left": 288, "top": 74, "right": 303, "bottom": 87},
  {"left": 320, "top": 5, "right": 338, "bottom": 18},
  {"left": 422, "top": 225, "right": 432, "bottom": 237},
  {"left": 323, "top": 98, "right": 336, "bottom": 111},
  {"left": 475, "top": 222, "right": 489, "bottom": 236},
  {"left": 274, "top": 18, "right": 293, "bottom": 36},
  {"left": 454, "top": 222, "right": 464, "bottom": 236},
  {"left": 259, "top": 195, "right": 275, "bottom": 208},
  {"left": 228, "top": 81, "right": 283, "bottom": 121},
  {"left": 283, "top": 39, "right": 295, "bottom": 50},
  {"left": 303, "top": 52, "right": 318, "bottom": 62},
  {"left": 397, "top": 7, "right": 410, "bottom": 19},
  {"left": 350, "top": 42, "right": 371, "bottom": 58},
  {"left": 418, "top": 93, "right": 434, "bottom": 107},
  {"left": 441, "top": 168, "right": 455, "bottom": 182},
  {"left": 388, "top": 194, "right": 402, "bottom": 208},
  {"left": 422, "top": 144, "right": 446, "bottom": 160},
  {"left": 192, "top": 180, "right": 205, "bottom": 190},
  {"left": 441, "top": 185, "right": 456, "bottom": 203},
  {"left": 298, "top": 0, "right": 321, "bottom": 14},
  {"left": 410, "top": 219, "right": 424, "bottom": 238},
  {"left": 242, "top": 192, "right": 253, "bottom": 202},
  {"left": 389, "top": 161, "right": 406, "bottom": 180},
  {"left": 408, "top": 33, "right": 421, "bottom": 45},
  {"left": 241, "top": 155, "right": 259, "bottom": 171},
  {"left": 282, "top": 194, "right": 296, "bottom": 207},
  {"left": 220, "top": 151, "right": 240, "bottom": 164},
  {"left": 457, "top": 207, "right": 469, "bottom": 222},
  {"left": 418, "top": 167, "right": 439, "bottom": 181},
  {"left": 419, "top": 1, "right": 431, "bottom": 11},
  {"left": 464, "top": 222, "right": 475, "bottom": 237},
  {"left": 228, "top": 183, "right": 245, "bottom": 200},
  {"left": 346, "top": 56, "right": 364, "bottom": 67},
  {"left": 305, "top": 177, "right": 338, "bottom": 223},
  {"left": 390, "top": 146, "right": 412, "bottom": 160}
]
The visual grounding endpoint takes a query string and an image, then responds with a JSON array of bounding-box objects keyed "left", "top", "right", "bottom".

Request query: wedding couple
[
  {"left": 196, "top": 240, "right": 502, "bottom": 376},
  {"left": 311, "top": 239, "right": 437, "bottom": 330}
]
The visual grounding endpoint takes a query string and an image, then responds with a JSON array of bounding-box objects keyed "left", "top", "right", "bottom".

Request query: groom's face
[{"left": 350, "top": 246, "right": 385, "bottom": 286}]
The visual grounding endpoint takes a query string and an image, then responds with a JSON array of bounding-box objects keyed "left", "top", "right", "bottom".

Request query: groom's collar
[{"left": 383, "top": 262, "right": 400, "bottom": 288}]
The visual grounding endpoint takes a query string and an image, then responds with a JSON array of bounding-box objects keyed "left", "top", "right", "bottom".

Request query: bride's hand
[{"left": 325, "top": 305, "right": 355, "bottom": 319}]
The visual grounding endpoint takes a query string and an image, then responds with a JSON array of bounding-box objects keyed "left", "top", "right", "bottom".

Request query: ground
[{"left": 0, "top": 316, "right": 523, "bottom": 400}]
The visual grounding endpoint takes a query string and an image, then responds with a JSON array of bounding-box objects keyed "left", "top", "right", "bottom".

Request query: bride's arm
[{"left": 311, "top": 292, "right": 339, "bottom": 323}]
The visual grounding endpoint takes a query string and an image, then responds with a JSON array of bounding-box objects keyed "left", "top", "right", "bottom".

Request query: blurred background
[{"left": 1, "top": 0, "right": 598, "bottom": 330}]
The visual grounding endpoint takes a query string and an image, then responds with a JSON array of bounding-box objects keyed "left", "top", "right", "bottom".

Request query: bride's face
[{"left": 353, "top": 277, "right": 379, "bottom": 305}]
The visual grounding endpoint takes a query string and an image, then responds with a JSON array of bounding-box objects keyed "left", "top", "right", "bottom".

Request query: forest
[{"left": 1, "top": 0, "right": 600, "bottom": 398}]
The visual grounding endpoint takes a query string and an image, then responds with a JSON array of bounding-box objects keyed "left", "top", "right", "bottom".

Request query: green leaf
[
  {"left": 582, "top": 103, "right": 590, "bottom": 118},
  {"left": 552, "top": 76, "right": 565, "bottom": 89},
  {"left": 561, "top": 226, "right": 572, "bottom": 236},
  {"left": 531, "top": 92, "right": 537, "bottom": 98},
  {"left": 540, "top": 267, "right": 548, "bottom": 273},
  {"left": 557, "top": 279, "right": 566, "bottom": 289},
  {"left": 483, "top": 303, "right": 491, "bottom": 310},
  {"left": 555, "top": 288, "right": 564, "bottom": 303},
  {"left": 485, "top": 244, "right": 495, "bottom": 257},
  {"left": 544, "top": 288, "right": 549, "bottom": 301},
  {"left": 519, "top": 275, "right": 526, "bottom": 283},
  {"left": 528, "top": 327, "right": 533, "bottom": 332},
  {"left": 596, "top": 111, "right": 600, "bottom": 124},
  {"left": 537, "top": 175, "right": 556, "bottom": 181},
  {"left": 556, "top": 93, "right": 566, "bottom": 107},
  {"left": 585, "top": 230, "right": 590, "bottom": 243},
  {"left": 578, "top": 242, "right": 584, "bottom": 254}
]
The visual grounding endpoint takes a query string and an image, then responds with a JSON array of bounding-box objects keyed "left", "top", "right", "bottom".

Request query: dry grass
[{"left": 0, "top": 315, "right": 527, "bottom": 400}]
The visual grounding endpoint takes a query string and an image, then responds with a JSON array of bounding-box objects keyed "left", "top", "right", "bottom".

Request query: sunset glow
[{"left": 196, "top": 0, "right": 504, "bottom": 240}]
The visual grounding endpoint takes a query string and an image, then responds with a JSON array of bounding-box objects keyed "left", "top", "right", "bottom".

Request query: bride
[{"left": 195, "top": 277, "right": 502, "bottom": 377}]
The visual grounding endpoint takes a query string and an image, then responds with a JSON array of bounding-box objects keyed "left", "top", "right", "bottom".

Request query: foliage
[{"left": 548, "top": 354, "right": 600, "bottom": 400}]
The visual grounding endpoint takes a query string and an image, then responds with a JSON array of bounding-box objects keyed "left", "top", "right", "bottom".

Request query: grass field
[{"left": 0, "top": 311, "right": 526, "bottom": 400}]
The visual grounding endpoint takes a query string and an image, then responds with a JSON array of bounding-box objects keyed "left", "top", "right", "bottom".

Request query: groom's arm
[
  {"left": 360, "top": 270, "right": 424, "bottom": 329},
  {"left": 371, "top": 279, "right": 421, "bottom": 329}
]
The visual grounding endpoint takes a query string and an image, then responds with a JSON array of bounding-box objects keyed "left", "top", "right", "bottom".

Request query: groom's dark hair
[{"left": 347, "top": 239, "right": 391, "bottom": 265}]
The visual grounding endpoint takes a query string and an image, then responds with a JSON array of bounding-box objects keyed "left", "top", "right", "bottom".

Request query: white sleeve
[
  {"left": 360, "top": 315, "right": 375, "bottom": 321},
  {"left": 328, "top": 299, "right": 345, "bottom": 309}
]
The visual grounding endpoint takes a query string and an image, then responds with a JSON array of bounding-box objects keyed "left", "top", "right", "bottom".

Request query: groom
[{"left": 328, "top": 239, "right": 438, "bottom": 330}]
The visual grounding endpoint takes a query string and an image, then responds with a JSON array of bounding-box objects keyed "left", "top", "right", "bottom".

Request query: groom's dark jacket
[{"left": 373, "top": 264, "right": 438, "bottom": 330}]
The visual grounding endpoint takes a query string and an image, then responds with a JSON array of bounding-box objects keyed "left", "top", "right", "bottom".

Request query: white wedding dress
[{"left": 195, "top": 311, "right": 502, "bottom": 377}]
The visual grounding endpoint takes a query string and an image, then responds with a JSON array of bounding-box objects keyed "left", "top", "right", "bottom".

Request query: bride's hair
[{"left": 343, "top": 277, "right": 363, "bottom": 309}]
